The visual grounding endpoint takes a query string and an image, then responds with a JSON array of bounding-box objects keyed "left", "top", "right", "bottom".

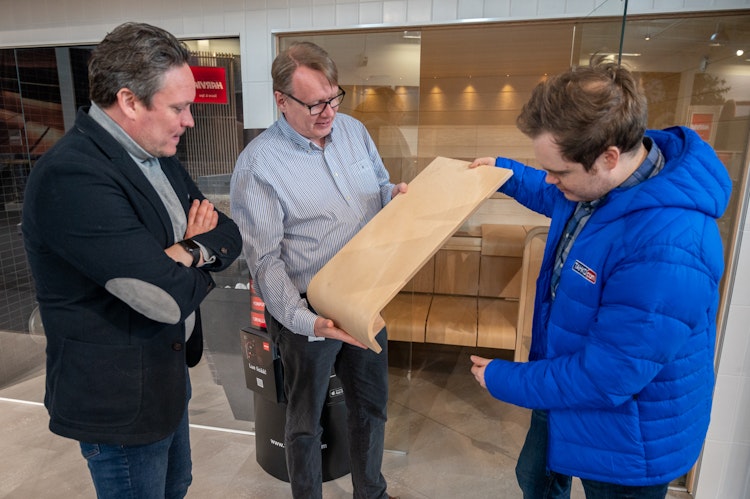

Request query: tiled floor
[{"left": 0, "top": 334, "right": 691, "bottom": 499}]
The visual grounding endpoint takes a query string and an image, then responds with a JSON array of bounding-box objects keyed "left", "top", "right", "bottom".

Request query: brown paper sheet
[{"left": 307, "top": 156, "right": 513, "bottom": 352}]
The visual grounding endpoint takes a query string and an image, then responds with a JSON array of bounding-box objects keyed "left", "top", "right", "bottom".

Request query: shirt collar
[
  {"left": 582, "top": 137, "right": 663, "bottom": 209},
  {"left": 278, "top": 113, "right": 333, "bottom": 151},
  {"left": 88, "top": 102, "right": 157, "bottom": 165},
  {"left": 619, "top": 136, "right": 664, "bottom": 189}
]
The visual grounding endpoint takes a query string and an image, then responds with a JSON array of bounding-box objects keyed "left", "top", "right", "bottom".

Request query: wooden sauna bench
[{"left": 381, "top": 224, "right": 548, "bottom": 362}]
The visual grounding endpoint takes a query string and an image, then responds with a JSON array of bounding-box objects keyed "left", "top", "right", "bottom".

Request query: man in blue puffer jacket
[{"left": 469, "top": 57, "right": 732, "bottom": 498}]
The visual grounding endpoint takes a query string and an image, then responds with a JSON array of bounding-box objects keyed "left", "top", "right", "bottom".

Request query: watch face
[{"left": 180, "top": 240, "right": 201, "bottom": 266}]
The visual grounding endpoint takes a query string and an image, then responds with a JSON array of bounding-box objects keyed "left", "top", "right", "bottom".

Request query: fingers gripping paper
[{"left": 307, "top": 157, "right": 512, "bottom": 352}]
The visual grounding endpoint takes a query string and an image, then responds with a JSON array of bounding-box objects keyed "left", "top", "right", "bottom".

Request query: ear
[
  {"left": 115, "top": 88, "right": 139, "bottom": 120},
  {"left": 600, "top": 146, "right": 621, "bottom": 172},
  {"left": 274, "top": 91, "right": 287, "bottom": 112}
]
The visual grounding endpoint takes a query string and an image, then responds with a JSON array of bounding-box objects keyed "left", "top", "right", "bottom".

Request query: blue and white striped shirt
[{"left": 230, "top": 113, "right": 394, "bottom": 337}]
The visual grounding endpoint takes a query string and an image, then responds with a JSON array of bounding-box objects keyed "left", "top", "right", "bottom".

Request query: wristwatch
[{"left": 178, "top": 239, "right": 201, "bottom": 267}]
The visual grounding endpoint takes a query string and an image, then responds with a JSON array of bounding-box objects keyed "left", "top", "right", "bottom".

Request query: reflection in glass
[{"left": 277, "top": 8, "right": 750, "bottom": 483}]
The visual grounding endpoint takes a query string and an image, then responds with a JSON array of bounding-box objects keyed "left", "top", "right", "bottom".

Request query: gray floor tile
[{"left": 0, "top": 335, "right": 691, "bottom": 499}]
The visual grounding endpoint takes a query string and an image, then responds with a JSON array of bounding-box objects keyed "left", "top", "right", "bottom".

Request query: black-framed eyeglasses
[{"left": 284, "top": 88, "right": 346, "bottom": 116}]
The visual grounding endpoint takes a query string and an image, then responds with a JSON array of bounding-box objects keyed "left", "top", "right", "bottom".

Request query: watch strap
[{"left": 178, "top": 239, "right": 201, "bottom": 267}]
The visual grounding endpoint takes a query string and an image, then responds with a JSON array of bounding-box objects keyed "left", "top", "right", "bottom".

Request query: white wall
[
  {"left": 1, "top": 1, "right": 749, "bottom": 497},
  {"left": 696, "top": 179, "right": 750, "bottom": 499}
]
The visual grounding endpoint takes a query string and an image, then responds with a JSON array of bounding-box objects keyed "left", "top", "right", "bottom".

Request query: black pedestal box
[{"left": 253, "top": 372, "right": 350, "bottom": 483}]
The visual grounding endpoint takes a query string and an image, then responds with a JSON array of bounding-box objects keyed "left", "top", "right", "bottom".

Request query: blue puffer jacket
[{"left": 483, "top": 127, "right": 732, "bottom": 485}]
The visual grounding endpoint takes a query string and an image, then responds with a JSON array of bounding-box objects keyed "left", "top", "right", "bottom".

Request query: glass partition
[
  {"left": 0, "top": 48, "right": 63, "bottom": 336},
  {"left": 0, "top": 47, "right": 69, "bottom": 407},
  {"left": 575, "top": 7, "right": 750, "bottom": 359},
  {"left": 274, "top": 5, "right": 750, "bottom": 485}
]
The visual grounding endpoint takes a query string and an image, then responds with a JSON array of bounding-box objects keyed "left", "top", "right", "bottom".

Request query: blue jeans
[
  {"left": 79, "top": 378, "right": 192, "bottom": 499},
  {"left": 268, "top": 314, "right": 389, "bottom": 499},
  {"left": 516, "top": 410, "right": 669, "bottom": 499}
]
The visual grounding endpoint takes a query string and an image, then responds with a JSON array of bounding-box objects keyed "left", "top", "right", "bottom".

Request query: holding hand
[
  {"left": 469, "top": 157, "right": 496, "bottom": 169},
  {"left": 314, "top": 316, "right": 368, "bottom": 349},
  {"left": 392, "top": 182, "right": 408, "bottom": 198}
]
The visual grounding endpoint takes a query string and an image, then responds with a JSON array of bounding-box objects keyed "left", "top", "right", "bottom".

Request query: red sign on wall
[
  {"left": 190, "top": 66, "right": 228, "bottom": 104},
  {"left": 689, "top": 112, "right": 714, "bottom": 142}
]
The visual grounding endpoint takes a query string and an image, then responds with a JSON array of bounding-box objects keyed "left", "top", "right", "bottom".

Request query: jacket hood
[{"left": 600, "top": 126, "right": 732, "bottom": 221}]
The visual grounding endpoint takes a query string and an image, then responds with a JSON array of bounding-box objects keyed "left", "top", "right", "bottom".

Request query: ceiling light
[
  {"left": 709, "top": 23, "right": 729, "bottom": 47},
  {"left": 595, "top": 52, "right": 641, "bottom": 58}
]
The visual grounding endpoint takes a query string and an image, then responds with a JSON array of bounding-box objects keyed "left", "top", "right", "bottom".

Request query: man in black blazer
[{"left": 22, "top": 22, "right": 241, "bottom": 499}]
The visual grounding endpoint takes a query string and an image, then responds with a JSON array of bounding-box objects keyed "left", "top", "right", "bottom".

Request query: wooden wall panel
[
  {"left": 477, "top": 298, "right": 518, "bottom": 350},
  {"left": 478, "top": 255, "right": 522, "bottom": 298},
  {"left": 425, "top": 295, "right": 477, "bottom": 347},
  {"left": 433, "top": 249, "right": 480, "bottom": 296},
  {"left": 480, "top": 224, "right": 526, "bottom": 256},
  {"left": 381, "top": 293, "right": 432, "bottom": 343},
  {"left": 402, "top": 256, "right": 435, "bottom": 294}
]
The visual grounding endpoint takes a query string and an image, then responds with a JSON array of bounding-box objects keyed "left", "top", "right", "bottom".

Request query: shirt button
[{"left": 172, "top": 342, "right": 183, "bottom": 351}]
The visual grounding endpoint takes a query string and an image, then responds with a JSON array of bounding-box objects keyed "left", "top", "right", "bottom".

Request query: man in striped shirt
[{"left": 230, "top": 41, "right": 405, "bottom": 499}]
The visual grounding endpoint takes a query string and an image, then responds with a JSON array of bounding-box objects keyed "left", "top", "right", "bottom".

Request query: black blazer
[{"left": 22, "top": 108, "right": 242, "bottom": 445}]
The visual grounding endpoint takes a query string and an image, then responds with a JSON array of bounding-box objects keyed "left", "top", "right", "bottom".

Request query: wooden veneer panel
[{"left": 307, "top": 156, "right": 512, "bottom": 352}]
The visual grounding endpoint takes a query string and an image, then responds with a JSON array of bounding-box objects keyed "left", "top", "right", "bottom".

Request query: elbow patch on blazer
[{"left": 105, "top": 278, "right": 181, "bottom": 324}]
